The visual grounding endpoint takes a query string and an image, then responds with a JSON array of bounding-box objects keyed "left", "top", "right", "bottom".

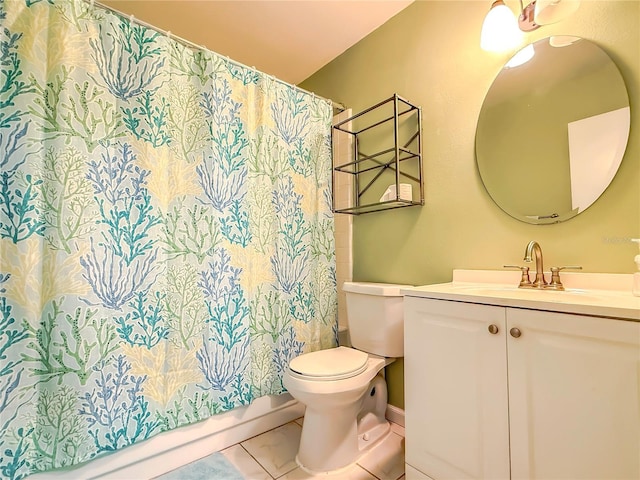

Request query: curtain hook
[
  {"left": 129, "top": 14, "right": 135, "bottom": 24},
  {"left": 90, "top": 0, "right": 94, "bottom": 9},
  {"left": 167, "top": 30, "right": 172, "bottom": 39}
]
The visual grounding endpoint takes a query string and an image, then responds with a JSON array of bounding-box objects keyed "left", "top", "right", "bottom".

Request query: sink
[
  {"left": 449, "top": 284, "right": 603, "bottom": 302},
  {"left": 403, "top": 270, "right": 639, "bottom": 321}
]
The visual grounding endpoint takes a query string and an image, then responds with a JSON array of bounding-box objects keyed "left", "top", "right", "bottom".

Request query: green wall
[{"left": 301, "top": 0, "right": 640, "bottom": 409}]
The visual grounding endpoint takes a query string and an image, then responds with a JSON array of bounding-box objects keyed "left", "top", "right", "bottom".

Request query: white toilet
[{"left": 283, "top": 281, "right": 408, "bottom": 474}]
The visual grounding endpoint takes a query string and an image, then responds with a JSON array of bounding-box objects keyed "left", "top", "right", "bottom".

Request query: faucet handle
[
  {"left": 504, "top": 265, "right": 532, "bottom": 287},
  {"left": 548, "top": 266, "right": 583, "bottom": 290}
]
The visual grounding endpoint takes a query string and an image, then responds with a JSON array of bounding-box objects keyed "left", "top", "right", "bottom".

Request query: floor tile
[
  {"left": 220, "top": 444, "right": 271, "bottom": 480},
  {"left": 241, "top": 421, "right": 302, "bottom": 478},
  {"left": 279, "top": 463, "right": 377, "bottom": 480},
  {"left": 357, "top": 432, "right": 405, "bottom": 480}
]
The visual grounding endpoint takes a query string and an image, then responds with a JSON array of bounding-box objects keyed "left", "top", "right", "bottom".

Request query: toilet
[{"left": 283, "top": 281, "right": 408, "bottom": 474}]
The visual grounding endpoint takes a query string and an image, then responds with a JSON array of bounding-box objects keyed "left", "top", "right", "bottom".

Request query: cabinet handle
[
  {"left": 488, "top": 324, "right": 499, "bottom": 334},
  {"left": 510, "top": 327, "right": 522, "bottom": 338}
]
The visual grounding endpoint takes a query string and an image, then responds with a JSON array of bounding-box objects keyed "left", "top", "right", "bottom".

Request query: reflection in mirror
[{"left": 476, "top": 36, "right": 630, "bottom": 224}]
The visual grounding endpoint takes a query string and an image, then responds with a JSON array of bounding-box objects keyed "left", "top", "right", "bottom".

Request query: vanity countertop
[{"left": 402, "top": 270, "right": 640, "bottom": 321}]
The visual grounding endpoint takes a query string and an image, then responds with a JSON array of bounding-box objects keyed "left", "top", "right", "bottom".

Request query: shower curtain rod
[{"left": 84, "top": 0, "right": 346, "bottom": 112}]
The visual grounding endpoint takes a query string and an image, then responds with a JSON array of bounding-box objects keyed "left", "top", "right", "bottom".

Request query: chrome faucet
[{"left": 524, "top": 240, "right": 547, "bottom": 288}]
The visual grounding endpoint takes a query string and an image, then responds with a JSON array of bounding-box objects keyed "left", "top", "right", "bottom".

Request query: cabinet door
[
  {"left": 507, "top": 309, "right": 640, "bottom": 479},
  {"left": 404, "top": 297, "right": 510, "bottom": 479}
]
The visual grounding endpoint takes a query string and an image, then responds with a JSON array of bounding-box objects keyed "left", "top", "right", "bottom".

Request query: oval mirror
[{"left": 476, "top": 36, "right": 630, "bottom": 224}]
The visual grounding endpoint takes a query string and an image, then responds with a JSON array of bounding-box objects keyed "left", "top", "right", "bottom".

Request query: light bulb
[{"left": 481, "top": 1, "right": 523, "bottom": 52}]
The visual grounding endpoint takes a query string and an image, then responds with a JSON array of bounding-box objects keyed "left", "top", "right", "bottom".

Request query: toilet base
[
  {"left": 357, "top": 373, "right": 389, "bottom": 450},
  {"left": 358, "top": 413, "right": 391, "bottom": 452},
  {"left": 296, "top": 388, "right": 364, "bottom": 474},
  {"left": 296, "top": 374, "right": 392, "bottom": 475},
  {"left": 296, "top": 424, "right": 392, "bottom": 476}
]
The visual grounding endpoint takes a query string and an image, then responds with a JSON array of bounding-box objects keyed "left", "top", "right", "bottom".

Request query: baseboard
[{"left": 386, "top": 404, "right": 405, "bottom": 428}]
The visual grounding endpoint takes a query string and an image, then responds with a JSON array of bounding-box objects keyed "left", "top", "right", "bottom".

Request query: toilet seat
[{"left": 288, "top": 347, "right": 368, "bottom": 381}]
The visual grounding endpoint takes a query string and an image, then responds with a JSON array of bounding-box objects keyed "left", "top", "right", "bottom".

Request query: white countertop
[{"left": 402, "top": 270, "right": 640, "bottom": 321}]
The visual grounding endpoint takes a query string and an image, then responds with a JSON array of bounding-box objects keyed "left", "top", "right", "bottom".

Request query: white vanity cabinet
[{"left": 404, "top": 295, "right": 640, "bottom": 480}]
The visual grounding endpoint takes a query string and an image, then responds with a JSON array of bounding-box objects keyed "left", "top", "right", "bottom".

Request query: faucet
[{"left": 523, "top": 240, "right": 547, "bottom": 288}]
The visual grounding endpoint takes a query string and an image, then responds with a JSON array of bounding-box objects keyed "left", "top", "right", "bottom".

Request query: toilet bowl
[
  {"left": 283, "top": 282, "right": 409, "bottom": 474},
  {"left": 284, "top": 347, "right": 393, "bottom": 473}
]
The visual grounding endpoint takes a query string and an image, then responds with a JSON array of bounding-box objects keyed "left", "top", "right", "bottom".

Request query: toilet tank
[{"left": 342, "top": 282, "right": 410, "bottom": 357}]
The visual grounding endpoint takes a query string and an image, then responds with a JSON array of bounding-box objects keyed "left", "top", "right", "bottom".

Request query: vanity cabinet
[{"left": 404, "top": 296, "right": 640, "bottom": 480}]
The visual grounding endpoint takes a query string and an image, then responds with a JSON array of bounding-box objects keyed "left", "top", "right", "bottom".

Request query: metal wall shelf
[{"left": 332, "top": 94, "right": 423, "bottom": 215}]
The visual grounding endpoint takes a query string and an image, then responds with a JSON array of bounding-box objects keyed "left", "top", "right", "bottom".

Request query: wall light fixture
[{"left": 481, "top": 0, "right": 581, "bottom": 52}]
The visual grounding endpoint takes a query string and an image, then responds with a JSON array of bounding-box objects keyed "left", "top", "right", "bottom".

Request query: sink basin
[
  {"left": 449, "top": 284, "right": 602, "bottom": 302},
  {"left": 403, "top": 270, "right": 639, "bottom": 321}
]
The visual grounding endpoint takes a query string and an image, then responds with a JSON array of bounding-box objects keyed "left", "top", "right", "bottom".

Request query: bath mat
[{"left": 156, "top": 452, "right": 245, "bottom": 480}]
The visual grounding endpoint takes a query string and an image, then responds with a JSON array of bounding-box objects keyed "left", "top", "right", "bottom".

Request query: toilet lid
[{"left": 289, "top": 347, "right": 369, "bottom": 380}]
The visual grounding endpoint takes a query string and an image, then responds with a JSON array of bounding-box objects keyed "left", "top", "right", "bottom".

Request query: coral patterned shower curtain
[{"left": 0, "top": 0, "right": 336, "bottom": 477}]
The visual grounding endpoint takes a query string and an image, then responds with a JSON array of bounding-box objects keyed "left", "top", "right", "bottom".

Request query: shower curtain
[{"left": 0, "top": 0, "right": 336, "bottom": 477}]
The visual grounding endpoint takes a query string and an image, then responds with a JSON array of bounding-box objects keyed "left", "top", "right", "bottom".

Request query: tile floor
[{"left": 219, "top": 418, "right": 405, "bottom": 480}]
